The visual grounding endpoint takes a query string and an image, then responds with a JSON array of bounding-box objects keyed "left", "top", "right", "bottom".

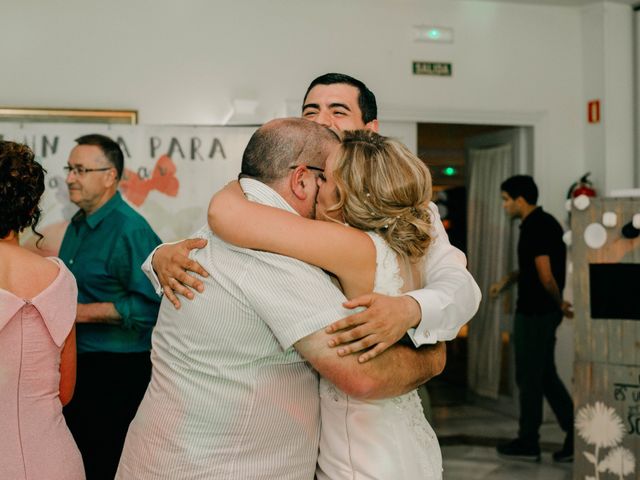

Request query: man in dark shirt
[{"left": 490, "top": 175, "right": 574, "bottom": 463}]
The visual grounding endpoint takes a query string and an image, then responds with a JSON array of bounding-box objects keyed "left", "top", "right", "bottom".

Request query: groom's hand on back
[
  {"left": 326, "top": 293, "right": 422, "bottom": 363},
  {"left": 152, "top": 238, "right": 210, "bottom": 309}
]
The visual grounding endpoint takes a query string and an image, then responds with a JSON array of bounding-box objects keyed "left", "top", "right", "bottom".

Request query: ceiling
[{"left": 467, "top": 0, "right": 638, "bottom": 6}]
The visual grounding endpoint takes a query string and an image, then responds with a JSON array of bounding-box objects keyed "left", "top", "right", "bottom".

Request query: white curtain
[{"left": 466, "top": 144, "right": 514, "bottom": 399}]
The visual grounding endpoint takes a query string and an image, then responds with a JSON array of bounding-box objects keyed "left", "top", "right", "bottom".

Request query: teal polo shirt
[{"left": 59, "top": 191, "right": 162, "bottom": 354}]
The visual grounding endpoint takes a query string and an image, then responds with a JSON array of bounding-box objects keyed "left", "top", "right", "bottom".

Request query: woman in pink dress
[{"left": 0, "top": 141, "right": 85, "bottom": 479}]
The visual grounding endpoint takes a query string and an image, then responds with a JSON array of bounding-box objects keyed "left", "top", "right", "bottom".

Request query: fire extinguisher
[{"left": 567, "top": 172, "right": 596, "bottom": 199}]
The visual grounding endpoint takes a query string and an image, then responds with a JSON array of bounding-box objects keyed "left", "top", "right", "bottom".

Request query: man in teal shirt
[{"left": 59, "top": 134, "right": 161, "bottom": 480}]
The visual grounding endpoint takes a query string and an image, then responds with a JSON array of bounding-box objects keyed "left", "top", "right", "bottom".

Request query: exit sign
[{"left": 413, "top": 61, "right": 452, "bottom": 76}]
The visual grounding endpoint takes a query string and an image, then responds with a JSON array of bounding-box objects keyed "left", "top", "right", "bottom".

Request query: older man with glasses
[{"left": 59, "top": 133, "right": 162, "bottom": 480}]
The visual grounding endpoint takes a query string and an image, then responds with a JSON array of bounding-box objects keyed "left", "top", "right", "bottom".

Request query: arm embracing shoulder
[
  {"left": 208, "top": 181, "right": 374, "bottom": 281},
  {"left": 295, "top": 328, "right": 446, "bottom": 400}
]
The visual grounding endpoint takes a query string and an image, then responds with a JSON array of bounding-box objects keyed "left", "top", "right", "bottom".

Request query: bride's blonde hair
[{"left": 328, "top": 130, "right": 433, "bottom": 259}]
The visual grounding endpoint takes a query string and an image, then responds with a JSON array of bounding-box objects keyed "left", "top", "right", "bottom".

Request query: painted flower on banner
[
  {"left": 576, "top": 401, "right": 624, "bottom": 448},
  {"left": 576, "top": 402, "right": 635, "bottom": 480},
  {"left": 599, "top": 446, "right": 636, "bottom": 479}
]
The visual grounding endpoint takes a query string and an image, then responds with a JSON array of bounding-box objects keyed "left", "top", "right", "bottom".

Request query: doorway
[{"left": 417, "top": 122, "right": 533, "bottom": 413}]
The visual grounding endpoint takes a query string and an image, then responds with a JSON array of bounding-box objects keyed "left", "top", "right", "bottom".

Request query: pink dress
[{"left": 0, "top": 257, "right": 85, "bottom": 480}]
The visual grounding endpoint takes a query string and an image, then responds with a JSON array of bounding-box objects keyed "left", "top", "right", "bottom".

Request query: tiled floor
[{"left": 431, "top": 403, "right": 573, "bottom": 479}]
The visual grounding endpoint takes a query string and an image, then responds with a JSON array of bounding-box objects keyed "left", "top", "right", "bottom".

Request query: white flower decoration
[
  {"left": 576, "top": 401, "right": 624, "bottom": 448},
  {"left": 599, "top": 446, "right": 636, "bottom": 478}
]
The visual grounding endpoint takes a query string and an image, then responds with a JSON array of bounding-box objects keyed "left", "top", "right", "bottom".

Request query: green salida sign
[{"left": 412, "top": 61, "right": 452, "bottom": 77}]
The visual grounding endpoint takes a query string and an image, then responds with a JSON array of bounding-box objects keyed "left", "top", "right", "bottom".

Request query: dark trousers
[
  {"left": 514, "top": 312, "right": 574, "bottom": 445},
  {"left": 63, "top": 351, "right": 151, "bottom": 480}
]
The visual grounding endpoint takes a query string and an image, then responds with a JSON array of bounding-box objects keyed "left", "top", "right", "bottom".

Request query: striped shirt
[{"left": 116, "top": 178, "right": 351, "bottom": 480}]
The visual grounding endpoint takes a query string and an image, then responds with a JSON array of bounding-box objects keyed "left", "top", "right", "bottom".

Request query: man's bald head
[{"left": 240, "top": 118, "right": 339, "bottom": 185}]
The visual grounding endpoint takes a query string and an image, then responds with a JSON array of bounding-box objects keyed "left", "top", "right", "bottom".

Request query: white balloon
[
  {"left": 584, "top": 223, "right": 607, "bottom": 249},
  {"left": 573, "top": 194, "right": 590, "bottom": 211},
  {"left": 602, "top": 212, "right": 617, "bottom": 228},
  {"left": 565, "top": 199, "right": 573, "bottom": 212},
  {"left": 562, "top": 230, "right": 572, "bottom": 246}
]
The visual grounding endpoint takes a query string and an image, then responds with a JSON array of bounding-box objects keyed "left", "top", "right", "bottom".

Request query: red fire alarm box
[{"left": 587, "top": 100, "right": 600, "bottom": 123}]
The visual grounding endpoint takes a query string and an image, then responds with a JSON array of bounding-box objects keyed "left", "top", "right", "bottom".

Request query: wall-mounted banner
[{"left": 1, "top": 123, "right": 256, "bottom": 254}]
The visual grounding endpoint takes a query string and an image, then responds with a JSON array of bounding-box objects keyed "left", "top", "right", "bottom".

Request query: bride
[{"left": 208, "top": 130, "right": 443, "bottom": 480}]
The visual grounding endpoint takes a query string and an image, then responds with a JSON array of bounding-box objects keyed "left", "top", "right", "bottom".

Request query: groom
[{"left": 116, "top": 118, "right": 446, "bottom": 479}]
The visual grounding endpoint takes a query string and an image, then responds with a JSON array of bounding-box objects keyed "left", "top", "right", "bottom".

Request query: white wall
[
  {"left": 636, "top": 6, "right": 640, "bottom": 187},
  {"left": 3, "top": 0, "right": 586, "bottom": 217},
  {"left": 582, "top": 2, "right": 635, "bottom": 196},
  {"left": 602, "top": 3, "right": 635, "bottom": 194}
]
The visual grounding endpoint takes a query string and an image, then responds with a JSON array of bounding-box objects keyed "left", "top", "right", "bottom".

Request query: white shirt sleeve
[
  {"left": 141, "top": 244, "right": 166, "bottom": 296},
  {"left": 405, "top": 202, "right": 482, "bottom": 346},
  {"left": 140, "top": 230, "right": 208, "bottom": 296}
]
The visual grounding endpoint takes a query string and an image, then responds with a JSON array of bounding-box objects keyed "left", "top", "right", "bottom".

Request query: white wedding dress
[{"left": 316, "top": 232, "right": 443, "bottom": 480}]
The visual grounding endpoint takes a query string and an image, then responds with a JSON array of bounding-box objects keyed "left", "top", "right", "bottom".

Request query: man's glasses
[
  {"left": 64, "top": 165, "right": 113, "bottom": 176},
  {"left": 289, "top": 165, "right": 326, "bottom": 182}
]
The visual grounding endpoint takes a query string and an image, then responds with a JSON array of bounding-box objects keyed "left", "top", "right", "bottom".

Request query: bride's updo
[{"left": 330, "top": 130, "right": 433, "bottom": 259}]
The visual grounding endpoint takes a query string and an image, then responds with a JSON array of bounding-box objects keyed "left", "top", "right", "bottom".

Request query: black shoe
[
  {"left": 553, "top": 434, "right": 574, "bottom": 463},
  {"left": 496, "top": 438, "right": 541, "bottom": 462}
]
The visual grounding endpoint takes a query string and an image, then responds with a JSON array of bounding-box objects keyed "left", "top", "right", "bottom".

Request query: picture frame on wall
[{"left": 0, "top": 107, "right": 138, "bottom": 124}]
